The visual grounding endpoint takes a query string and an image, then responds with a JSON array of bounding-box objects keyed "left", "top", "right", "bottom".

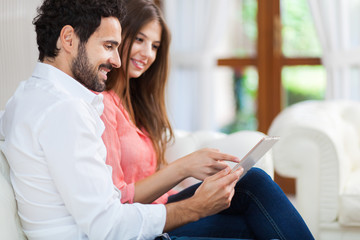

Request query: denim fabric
[
  {"left": 156, "top": 237, "right": 254, "bottom": 240},
  {"left": 165, "top": 168, "right": 314, "bottom": 240}
]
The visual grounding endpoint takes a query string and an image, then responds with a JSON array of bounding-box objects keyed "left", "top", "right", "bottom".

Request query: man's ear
[{"left": 59, "top": 25, "right": 77, "bottom": 53}]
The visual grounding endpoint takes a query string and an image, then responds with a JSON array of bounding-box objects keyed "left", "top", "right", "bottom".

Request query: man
[{"left": 0, "top": 0, "right": 243, "bottom": 239}]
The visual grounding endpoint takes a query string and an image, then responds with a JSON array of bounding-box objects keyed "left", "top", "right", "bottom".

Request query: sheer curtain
[
  {"left": 164, "top": 0, "right": 234, "bottom": 131},
  {"left": 0, "top": 0, "right": 41, "bottom": 109},
  {"left": 308, "top": 0, "right": 360, "bottom": 100},
  {"left": 0, "top": 0, "right": 235, "bottom": 130}
]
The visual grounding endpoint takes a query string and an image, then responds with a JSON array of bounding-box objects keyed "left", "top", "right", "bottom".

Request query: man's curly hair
[{"left": 33, "top": 0, "right": 126, "bottom": 61}]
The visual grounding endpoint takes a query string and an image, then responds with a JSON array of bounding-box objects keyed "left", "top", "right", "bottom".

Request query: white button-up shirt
[{"left": 0, "top": 63, "right": 166, "bottom": 240}]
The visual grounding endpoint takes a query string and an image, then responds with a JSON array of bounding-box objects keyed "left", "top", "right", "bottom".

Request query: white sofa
[
  {"left": 0, "top": 130, "right": 273, "bottom": 239},
  {"left": 0, "top": 140, "right": 27, "bottom": 240},
  {"left": 268, "top": 100, "right": 360, "bottom": 240}
]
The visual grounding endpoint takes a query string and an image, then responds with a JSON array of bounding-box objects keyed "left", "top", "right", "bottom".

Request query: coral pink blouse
[{"left": 101, "top": 90, "right": 176, "bottom": 204}]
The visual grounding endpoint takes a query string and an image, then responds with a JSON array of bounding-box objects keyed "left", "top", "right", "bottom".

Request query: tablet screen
[{"left": 231, "top": 136, "right": 279, "bottom": 179}]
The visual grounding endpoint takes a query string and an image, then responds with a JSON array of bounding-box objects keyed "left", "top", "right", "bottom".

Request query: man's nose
[{"left": 110, "top": 50, "right": 121, "bottom": 68}]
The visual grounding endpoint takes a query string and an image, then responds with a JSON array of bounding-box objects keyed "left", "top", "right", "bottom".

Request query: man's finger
[
  {"left": 221, "top": 167, "right": 244, "bottom": 185},
  {"left": 207, "top": 166, "right": 231, "bottom": 181}
]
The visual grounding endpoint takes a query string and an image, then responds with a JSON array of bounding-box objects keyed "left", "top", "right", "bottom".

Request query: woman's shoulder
[
  {"left": 102, "top": 90, "right": 120, "bottom": 106},
  {"left": 101, "top": 90, "right": 120, "bottom": 125},
  {"left": 101, "top": 90, "right": 129, "bottom": 126}
]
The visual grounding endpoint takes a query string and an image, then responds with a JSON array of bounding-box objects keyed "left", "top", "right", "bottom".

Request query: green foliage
[
  {"left": 234, "top": 0, "right": 257, "bottom": 56},
  {"left": 221, "top": 111, "right": 257, "bottom": 134},
  {"left": 241, "top": 0, "right": 257, "bottom": 42},
  {"left": 282, "top": 66, "right": 326, "bottom": 106},
  {"left": 221, "top": 68, "right": 258, "bottom": 133},
  {"left": 281, "top": 0, "right": 322, "bottom": 57}
]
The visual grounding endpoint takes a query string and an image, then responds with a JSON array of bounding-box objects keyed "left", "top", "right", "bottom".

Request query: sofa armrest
[
  {"left": 268, "top": 100, "right": 358, "bottom": 236},
  {"left": 270, "top": 127, "right": 339, "bottom": 232}
]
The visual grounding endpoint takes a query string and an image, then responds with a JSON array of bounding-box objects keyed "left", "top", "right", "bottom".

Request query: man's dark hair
[{"left": 33, "top": 0, "right": 126, "bottom": 61}]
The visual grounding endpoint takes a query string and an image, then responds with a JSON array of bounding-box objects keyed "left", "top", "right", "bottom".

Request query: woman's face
[{"left": 127, "top": 20, "right": 162, "bottom": 78}]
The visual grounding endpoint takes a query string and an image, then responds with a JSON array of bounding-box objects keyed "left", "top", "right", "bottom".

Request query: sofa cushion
[
  {"left": 0, "top": 141, "right": 27, "bottom": 239},
  {"left": 339, "top": 168, "right": 360, "bottom": 226}
]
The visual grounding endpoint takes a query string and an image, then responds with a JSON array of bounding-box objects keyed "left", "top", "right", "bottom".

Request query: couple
[{"left": 0, "top": 0, "right": 314, "bottom": 239}]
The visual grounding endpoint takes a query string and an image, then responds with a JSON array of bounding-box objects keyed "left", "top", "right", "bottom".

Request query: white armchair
[
  {"left": 0, "top": 129, "right": 273, "bottom": 239},
  {"left": 268, "top": 100, "right": 360, "bottom": 240}
]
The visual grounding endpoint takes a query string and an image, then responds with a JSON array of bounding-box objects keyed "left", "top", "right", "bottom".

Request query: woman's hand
[
  {"left": 134, "top": 148, "right": 238, "bottom": 203},
  {"left": 176, "top": 148, "right": 240, "bottom": 180}
]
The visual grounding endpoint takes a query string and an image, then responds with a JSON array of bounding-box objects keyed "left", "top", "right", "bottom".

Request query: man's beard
[{"left": 71, "top": 43, "right": 112, "bottom": 92}]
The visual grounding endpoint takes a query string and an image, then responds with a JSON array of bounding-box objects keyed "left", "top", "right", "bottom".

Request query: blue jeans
[{"left": 161, "top": 168, "right": 314, "bottom": 240}]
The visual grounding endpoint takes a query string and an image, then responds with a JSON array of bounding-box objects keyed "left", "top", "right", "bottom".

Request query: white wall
[{"left": 0, "top": 0, "right": 42, "bottom": 109}]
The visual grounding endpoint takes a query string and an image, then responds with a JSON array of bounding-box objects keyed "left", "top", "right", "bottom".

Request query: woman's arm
[
  {"left": 101, "top": 92, "right": 239, "bottom": 204},
  {"left": 134, "top": 148, "right": 239, "bottom": 203}
]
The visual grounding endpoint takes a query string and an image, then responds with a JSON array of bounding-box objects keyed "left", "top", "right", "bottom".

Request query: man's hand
[
  {"left": 191, "top": 166, "right": 243, "bottom": 217},
  {"left": 163, "top": 166, "right": 244, "bottom": 232}
]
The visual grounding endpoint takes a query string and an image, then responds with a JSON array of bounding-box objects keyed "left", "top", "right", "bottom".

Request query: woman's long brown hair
[{"left": 105, "top": 0, "right": 173, "bottom": 168}]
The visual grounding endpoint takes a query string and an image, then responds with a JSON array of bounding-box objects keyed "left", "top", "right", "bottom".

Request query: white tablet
[{"left": 231, "top": 136, "right": 279, "bottom": 179}]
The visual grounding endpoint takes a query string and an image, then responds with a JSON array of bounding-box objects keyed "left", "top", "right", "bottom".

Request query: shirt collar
[{"left": 33, "top": 62, "right": 104, "bottom": 116}]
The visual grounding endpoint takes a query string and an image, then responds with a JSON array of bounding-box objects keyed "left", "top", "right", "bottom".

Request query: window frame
[{"left": 217, "top": 0, "right": 322, "bottom": 193}]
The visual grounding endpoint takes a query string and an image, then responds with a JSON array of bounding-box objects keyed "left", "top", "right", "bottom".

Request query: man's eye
[{"left": 105, "top": 45, "right": 113, "bottom": 50}]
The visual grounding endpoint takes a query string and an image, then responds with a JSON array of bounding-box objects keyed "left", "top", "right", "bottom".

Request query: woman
[
  {"left": 101, "top": 0, "right": 314, "bottom": 239},
  {"left": 102, "top": 0, "right": 238, "bottom": 205}
]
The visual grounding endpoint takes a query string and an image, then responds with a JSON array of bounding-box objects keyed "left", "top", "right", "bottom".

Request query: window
[
  {"left": 219, "top": 0, "right": 323, "bottom": 132},
  {"left": 217, "top": 0, "right": 323, "bottom": 193}
]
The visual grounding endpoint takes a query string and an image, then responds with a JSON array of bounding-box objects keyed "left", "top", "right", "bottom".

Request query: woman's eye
[
  {"left": 105, "top": 45, "right": 113, "bottom": 50},
  {"left": 152, "top": 45, "right": 159, "bottom": 50},
  {"left": 135, "top": 37, "right": 143, "bottom": 42}
]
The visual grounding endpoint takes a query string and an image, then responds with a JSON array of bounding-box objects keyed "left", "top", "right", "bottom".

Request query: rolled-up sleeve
[{"left": 38, "top": 99, "right": 166, "bottom": 239}]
